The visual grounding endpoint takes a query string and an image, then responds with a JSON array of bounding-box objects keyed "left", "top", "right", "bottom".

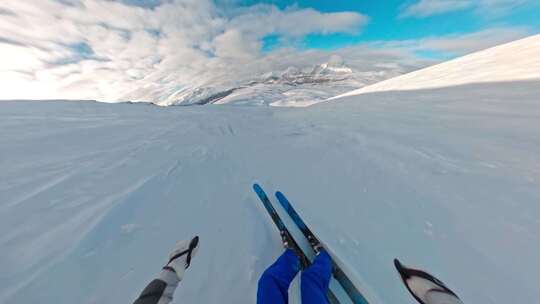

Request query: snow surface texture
[
  {"left": 2, "top": 80, "right": 540, "bottom": 303},
  {"left": 334, "top": 34, "right": 540, "bottom": 99}
]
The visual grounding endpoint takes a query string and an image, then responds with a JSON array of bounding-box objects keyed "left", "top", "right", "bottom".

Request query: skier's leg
[
  {"left": 300, "top": 250, "right": 332, "bottom": 304},
  {"left": 257, "top": 249, "right": 301, "bottom": 304}
]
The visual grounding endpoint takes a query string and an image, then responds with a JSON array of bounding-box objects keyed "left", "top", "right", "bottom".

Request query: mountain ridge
[{"left": 156, "top": 55, "right": 391, "bottom": 107}]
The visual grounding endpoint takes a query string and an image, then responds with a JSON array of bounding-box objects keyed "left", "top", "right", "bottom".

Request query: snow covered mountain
[
  {"left": 157, "top": 56, "right": 396, "bottom": 107},
  {"left": 334, "top": 34, "right": 540, "bottom": 98},
  {"left": 161, "top": 34, "right": 540, "bottom": 107}
]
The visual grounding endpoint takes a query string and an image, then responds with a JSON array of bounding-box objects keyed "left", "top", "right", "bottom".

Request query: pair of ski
[{"left": 253, "top": 184, "right": 369, "bottom": 304}]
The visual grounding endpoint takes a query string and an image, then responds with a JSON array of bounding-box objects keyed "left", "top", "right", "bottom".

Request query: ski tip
[
  {"left": 275, "top": 191, "right": 289, "bottom": 205},
  {"left": 252, "top": 183, "right": 265, "bottom": 195}
]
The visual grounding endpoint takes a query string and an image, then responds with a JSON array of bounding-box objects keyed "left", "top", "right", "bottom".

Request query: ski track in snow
[{"left": 1, "top": 81, "right": 540, "bottom": 303}]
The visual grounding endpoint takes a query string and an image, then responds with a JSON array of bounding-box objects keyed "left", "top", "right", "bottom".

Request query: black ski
[
  {"left": 276, "top": 191, "right": 370, "bottom": 304},
  {"left": 253, "top": 184, "right": 339, "bottom": 304}
]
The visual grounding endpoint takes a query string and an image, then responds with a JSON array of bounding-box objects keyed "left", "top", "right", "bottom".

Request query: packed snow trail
[{"left": 1, "top": 80, "right": 540, "bottom": 303}]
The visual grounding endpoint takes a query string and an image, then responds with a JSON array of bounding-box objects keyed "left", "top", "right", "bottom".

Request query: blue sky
[
  {"left": 1, "top": 0, "right": 539, "bottom": 101},
  {"left": 234, "top": 0, "right": 540, "bottom": 53},
  {"left": 254, "top": 0, "right": 540, "bottom": 49}
]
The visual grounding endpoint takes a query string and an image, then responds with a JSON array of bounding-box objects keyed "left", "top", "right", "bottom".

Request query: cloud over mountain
[
  {"left": 0, "top": 0, "right": 372, "bottom": 102},
  {"left": 1, "top": 1, "right": 534, "bottom": 103}
]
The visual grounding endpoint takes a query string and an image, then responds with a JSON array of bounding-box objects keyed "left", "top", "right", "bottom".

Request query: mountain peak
[{"left": 310, "top": 55, "right": 353, "bottom": 76}]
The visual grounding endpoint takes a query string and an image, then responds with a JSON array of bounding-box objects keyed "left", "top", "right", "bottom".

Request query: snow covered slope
[
  {"left": 2, "top": 79, "right": 540, "bottom": 303},
  {"left": 334, "top": 34, "right": 540, "bottom": 98}
]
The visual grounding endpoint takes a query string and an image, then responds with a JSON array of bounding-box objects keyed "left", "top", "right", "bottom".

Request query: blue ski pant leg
[
  {"left": 300, "top": 250, "right": 332, "bottom": 304},
  {"left": 257, "top": 249, "right": 300, "bottom": 304}
]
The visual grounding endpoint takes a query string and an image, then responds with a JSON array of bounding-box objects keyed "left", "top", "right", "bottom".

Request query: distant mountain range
[{"left": 155, "top": 55, "right": 395, "bottom": 107}]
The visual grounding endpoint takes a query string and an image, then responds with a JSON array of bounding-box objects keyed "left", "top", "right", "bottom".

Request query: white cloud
[
  {"left": 418, "top": 28, "right": 530, "bottom": 54},
  {"left": 0, "top": 0, "right": 371, "bottom": 102},
  {"left": 227, "top": 5, "right": 368, "bottom": 37},
  {"left": 213, "top": 29, "right": 261, "bottom": 59},
  {"left": 369, "top": 27, "right": 531, "bottom": 57},
  {"left": 401, "top": 0, "right": 471, "bottom": 17},
  {"left": 1, "top": 1, "right": 529, "bottom": 103},
  {"left": 401, "top": 0, "right": 534, "bottom": 18}
]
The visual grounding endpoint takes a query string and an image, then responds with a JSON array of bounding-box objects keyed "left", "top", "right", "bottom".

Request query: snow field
[{"left": 1, "top": 80, "right": 540, "bottom": 303}]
